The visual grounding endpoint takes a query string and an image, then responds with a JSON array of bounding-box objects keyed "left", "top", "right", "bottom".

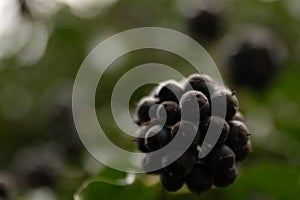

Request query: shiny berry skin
[
  {"left": 232, "top": 111, "right": 245, "bottom": 122},
  {"left": 134, "top": 97, "right": 159, "bottom": 125},
  {"left": 226, "top": 120, "right": 250, "bottom": 149},
  {"left": 170, "top": 121, "right": 198, "bottom": 151},
  {"left": 198, "top": 116, "right": 229, "bottom": 146},
  {"left": 180, "top": 90, "right": 210, "bottom": 122},
  {"left": 186, "top": 163, "right": 214, "bottom": 194},
  {"left": 151, "top": 80, "right": 183, "bottom": 103},
  {"left": 144, "top": 125, "right": 171, "bottom": 151},
  {"left": 233, "top": 140, "right": 252, "bottom": 161},
  {"left": 183, "top": 73, "right": 216, "bottom": 98},
  {"left": 135, "top": 126, "right": 151, "bottom": 153},
  {"left": 142, "top": 154, "right": 162, "bottom": 174},
  {"left": 157, "top": 101, "right": 180, "bottom": 126},
  {"left": 214, "top": 162, "right": 238, "bottom": 187},
  {"left": 204, "top": 145, "right": 235, "bottom": 173},
  {"left": 160, "top": 171, "right": 184, "bottom": 192},
  {"left": 163, "top": 151, "right": 196, "bottom": 179},
  {"left": 211, "top": 89, "right": 239, "bottom": 120}
]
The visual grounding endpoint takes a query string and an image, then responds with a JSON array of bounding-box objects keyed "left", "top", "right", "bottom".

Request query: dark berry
[
  {"left": 142, "top": 154, "right": 162, "bottom": 174},
  {"left": 204, "top": 145, "right": 235, "bottom": 173},
  {"left": 233, "top": 140, "right": 252, "bottom": 161},
  {"left": 13, "top": 146, "right": 62, "bottom": 188},
  {"left": 0, "top": 183, "right": 8, "bottom": 198},
  {"left": 162, "top": 151, "right": 196, "bottom": 179},
  {"left": 157, "top": 101, "right": 180, "bottom": 126},
  {"left": 186, "top": 163, "right": 214, "bottom": 194},
  {"left": 211, "top": 89, "right": 239, "bottom": 120},
  {"left": 160, "top": 171, "right": 184, "bottom": 192},
  {"left": 214, "top": 162, "right": 238, "bottom": 187},
  {"left": 198, "top": 116, "right": 229, "bottom": 146},
  {"left": 226, "top": 30, "right": 285, "bottom": 90},
  {"left": 183, "top": 73, "right": 216, "bottom": 98},
  {"left": 180, "top": 90, "right": 210, "bottom": 122},
  {"left": 170, "top": 121, "right": 198, "bottom": 151},
  {"left": 232, "top": 111, "right": 245, "bottom": 122},
  {"left": 226, "top": 120, "right": 250, "bottom": 149},
  {"left": 144, "top": 125, "right": 171, "bottom": 151},
  {"left": 135, "top": 126, "right": 150, "bottom": 153},
  {"left": 134, "top": 97, "right": 159, "bottom": 125},
  {"left": 188, "top": 8, "right": 223, "bottom": 41},
  {"left": 151, "top": 80, "right": 183, "bottom": 103}
]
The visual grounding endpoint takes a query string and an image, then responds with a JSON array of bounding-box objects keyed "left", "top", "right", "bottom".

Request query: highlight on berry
[{"left": 134, "top": 73, "right": 251, "bottom": 194}]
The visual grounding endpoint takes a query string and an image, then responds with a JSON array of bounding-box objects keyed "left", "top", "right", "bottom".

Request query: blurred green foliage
[{"left": 0, "top": 0, "right": 300, "bottom": 199}]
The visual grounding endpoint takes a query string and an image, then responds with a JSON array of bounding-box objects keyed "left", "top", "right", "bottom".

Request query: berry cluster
[
  {"left": 187, "top": 7, "right": 224, "bottom": 42},
  {"left": 134, "top": 73, "right": 251, "bottom": 194},
  {"left": 226, "top": 29, "right": 285, "bottom": 90}
]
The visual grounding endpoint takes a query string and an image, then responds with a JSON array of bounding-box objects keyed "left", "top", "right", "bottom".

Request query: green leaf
[{"left": 74, "top": 167, "right": 160, "bottom": 200}]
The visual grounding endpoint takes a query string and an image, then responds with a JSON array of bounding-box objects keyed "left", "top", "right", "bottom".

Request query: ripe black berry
[
  {"left": 226, "top": 120, "right": 250, "bottom": 149},
  {"left": 183, "top": 73, "right": 216, "bottom": 98},
  {"left": 162, "top": 151, "right": 196, "bottom": 179},
  {"left": 144, "top": 125, "right": 171, "bottom": 151},
  {"left": 134, "top": 97, "right": 159, "bottom": 125},
  {"left": 151, "top": 80, "right": 183, "bottom": 103},
  {"left": 160, "top": 171, "right": 184, "bottom": 192},
  {"left": 211, "top": 89, "right": 239, "bottom": 120},
  {"left": 233, "top": 140, "right": 252, "bottom": 161},
  {"left": 232, "top": 111, "right": 245, "bottom": 122},
  {"left": 180, "top": 90, "right": 210, "bottom": 122},
  {"left": 142, "top": 154, "right": 162, "bottom": 174},
  {"left": 214, "top": 162, "right": 238, "bottom": 187},
  {"left": 135, "top": 126, "right": 151, "bottom": 153},
  {"left": 170, "top": 121, "right": 198, "bottom": 151},
  {"left": 186, "top": 163, "right": 214, "bottom": 194},
  {"left": 204, "top": 145, "right": 235, "bottom": 173},
  {"left": 198, "top": 116, "right": 229, "bottom": 145},
  {"left": 157, "top": 101, "right": 180, "bottom": 126},
  {"left": 134, "top": 73, "right": 251, "bottom": 194}
]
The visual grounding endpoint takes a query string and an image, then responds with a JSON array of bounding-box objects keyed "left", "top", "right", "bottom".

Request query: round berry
[
  {"left": 204, "top": 145, "right": 235, "bottom": 173},
  {"left": 214, "top": 162, "right": 238, "bottom": 187},
  {"left": 233, "top": 140, "right": 252, "bottom": 161},
  {"left": 186, "top": 163, "right": 214, "bottom": 194},
  {"left": 160, "top": 171, "right": 184, "bottom": 192},
  {"left": 180, "top": 90, "right": 210, "bottom": 122},
  {"left": 13, "top": 146, "right": 62, "bottom": 188},
  {"left": 162, "top": 151, "right": 196, "bottom": 179},
  {"left": 198, "top": 116, "right": 229, "bottom": 146},
  {"left": 157, "top": 101, "right": 180, "bottom": 126},
  {"left": 226, "top": 29, "right": 285, "bottom": 90},
  {"left": 188, "top": 8, "right": 223, "bottom": 41},
  {"left": 144, "top": 125, "right": 171, "bottom": 151},
  {"left": 183, "top": 73, "right": 216, "bottom": 98},
  {"left": 232, "top": 111, "right": 245, "bottom": 122},
  {"left": 142, "top": 154, "right": 162, "bottom": 174},
  {"left": 135, "top": 126, "right": 150, "bottom": 153},
  {"left": 226, "top": 120, "right": 250, "bottom": 149},
  {"left": 171, "top": 121, "right": 198, "bottom": 151},
  {"left": 151, "top": 80, "right": 183, "bottom": 103},
  {"left": 211, "top": 89, "right": 239, "bottom": 120},
  {"left": 134, "top": 97, "right": 159, "bottom": 125}
]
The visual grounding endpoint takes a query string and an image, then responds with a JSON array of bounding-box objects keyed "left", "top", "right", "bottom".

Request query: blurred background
[{"left": 0, "top": 0, "right": 300, "bottom": 199}]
